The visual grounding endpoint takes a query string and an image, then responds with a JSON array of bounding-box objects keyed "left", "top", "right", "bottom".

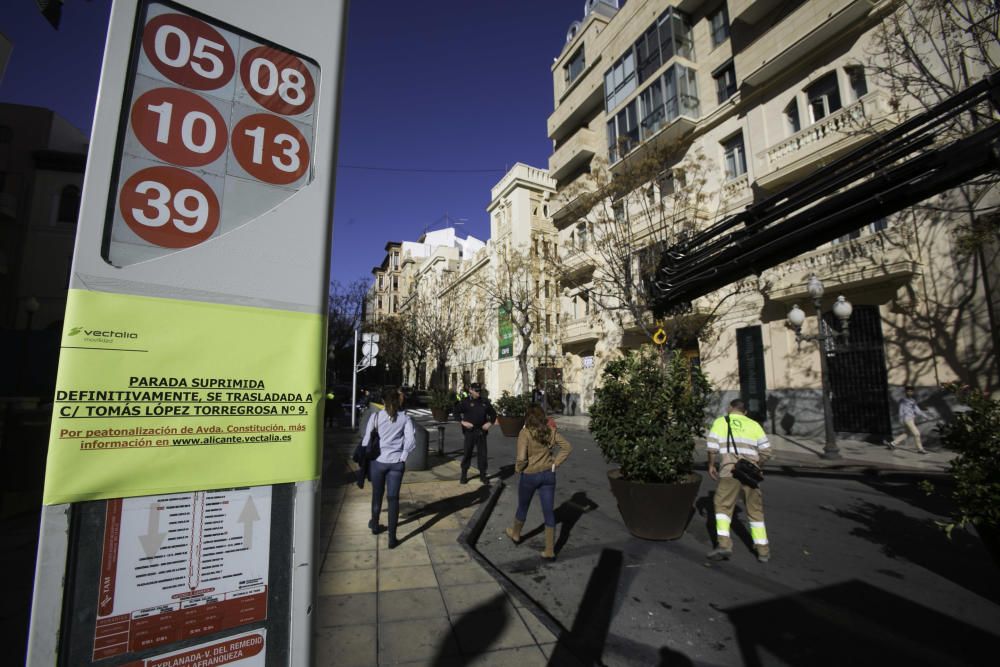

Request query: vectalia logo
[{"left": 68, "top": 326, "right": 139, "bottom": 340}]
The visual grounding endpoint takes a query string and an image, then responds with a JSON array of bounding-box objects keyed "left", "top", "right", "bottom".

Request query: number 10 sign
[{"left": 104, "top": 0, "right": 320, "bottom": 267}]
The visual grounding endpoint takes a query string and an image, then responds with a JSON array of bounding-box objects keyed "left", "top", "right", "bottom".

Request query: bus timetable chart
[{"left": 93, "top": 487, "right": 272, "bottom": 660}]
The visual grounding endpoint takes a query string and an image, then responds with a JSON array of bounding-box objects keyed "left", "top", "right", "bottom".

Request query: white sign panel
[
  {"left": 92, "top": 486, "right": 271, "bottom": 661},
  {"left": 127, "top": 629, "right": 267, "bottom": 667}
]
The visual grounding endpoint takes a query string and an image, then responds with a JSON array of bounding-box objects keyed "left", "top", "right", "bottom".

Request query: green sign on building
[{"left": 498, "top": 302, "right": 514, "bottom": 359}]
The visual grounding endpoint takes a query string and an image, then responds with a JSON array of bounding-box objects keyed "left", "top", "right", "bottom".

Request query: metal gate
[{"left": 824, "top": 305, "right": 892, "bottom": 437}]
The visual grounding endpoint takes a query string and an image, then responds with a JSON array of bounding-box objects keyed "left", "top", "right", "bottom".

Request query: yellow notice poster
[{"left": 43, "top": 289, "right": 324, "bottom": 505}]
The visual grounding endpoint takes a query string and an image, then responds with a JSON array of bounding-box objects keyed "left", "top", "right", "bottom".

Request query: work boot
[
  {"left": 459, "top": 470, "right": 469, "bottom": 485},
  {"left": 541, "top": 527, "right": 556, "bottom": 559},
  {"left": 505, "top": 519, "right": 524, "bottom": 544},
  {"left": 706, "top": 547, "right": 732, "bottom": 561},
  {"left": 757, "top": 553, "right": 770, "bottom": 563}
]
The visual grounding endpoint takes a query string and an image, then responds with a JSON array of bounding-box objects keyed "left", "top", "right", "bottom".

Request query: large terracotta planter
[
  {"left": 497, "top": 415, "right": 525, "bottom": 437},
  {"left": 607, "top": 469, "right": 702, "bottom": 540},
  {"left": 430, "top": 407, "right": 450, "bottom": 422}
]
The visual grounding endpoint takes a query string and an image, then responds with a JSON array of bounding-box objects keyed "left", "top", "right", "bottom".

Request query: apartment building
[
  {"left": 547, "top": 0, "right": 998, "bottom": 438},
  {"left": 364, "top": 242, "right": 402, "bottom": 324}
]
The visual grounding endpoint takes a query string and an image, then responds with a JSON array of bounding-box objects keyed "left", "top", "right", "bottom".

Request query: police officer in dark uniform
[{"left": 455, "top": 382, "right": 497, "bottom": 484}]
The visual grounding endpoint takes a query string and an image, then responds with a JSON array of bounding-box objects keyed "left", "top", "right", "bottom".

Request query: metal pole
[
  {"left": 814, "top": 297, "right": 841, "bottom": 459},
  {"left": 351, "top": 328, "right": 358, "bottom": 431}
]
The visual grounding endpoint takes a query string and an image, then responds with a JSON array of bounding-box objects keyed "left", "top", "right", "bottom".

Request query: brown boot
[
  {"left": 505, "top": 519, "right": 523, "bottom": 544},
  {"left": 540, "top": 526, "right": 556, "bottom": 559}
]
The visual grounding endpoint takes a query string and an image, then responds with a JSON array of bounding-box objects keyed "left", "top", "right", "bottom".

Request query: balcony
[
  {"left": 720, "top": 173, "right": 752, "bottom": 210},
  {"left": 548, "top": 60, "right": 605, "bottom": 143},
  {"left": 549, "top": 127, "right": 602, "bottom": 183},
  {"left": 756, "top": 91, "right": 897, "bottom": 191},
  {"left": 763, "top": 226, "right": 918, "bottom": 302},
  {"left": 550, "top": 174, "right": 599, "bottom": 229},
  {"left": 560, "top": 316, "right": 598, "bottom": 345},
  {"left": 736, "top": 0, "right": 877, "bottom": 90},
  {"left": 561, "top": 244, "right": 597, "bottom": 280},
  {"left": 729, "top": 0, "right": 785, "bottom": 24}
]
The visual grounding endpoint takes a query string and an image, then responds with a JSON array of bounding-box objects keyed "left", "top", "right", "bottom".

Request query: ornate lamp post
[{"left": 786, "top": 275, "right": 853, "bottom": 460}]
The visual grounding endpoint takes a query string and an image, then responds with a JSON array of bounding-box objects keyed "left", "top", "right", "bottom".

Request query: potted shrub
[
  {"left": 589, "top": 345, "right": 713, "bottom": 540},
  {"left": 429, "top": 389, "right": 454, "bottom": 422},
  {"left": 494, "top": 391, "right": 530, "bottom": 437},
  {"left": 934, "top": 383, "right": 1000, "bottom": 564}
]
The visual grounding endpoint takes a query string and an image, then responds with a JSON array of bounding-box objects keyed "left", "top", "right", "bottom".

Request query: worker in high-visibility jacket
[{"left": 706, "top": 398, "right": 772, "bottom": 563}]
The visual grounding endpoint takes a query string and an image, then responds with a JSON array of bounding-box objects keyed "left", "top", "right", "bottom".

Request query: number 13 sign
[{"left": 105, "top": 0, "right": 320, "bottom": 266}]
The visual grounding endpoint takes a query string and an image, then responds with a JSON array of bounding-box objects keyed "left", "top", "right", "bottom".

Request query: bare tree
[
  {"left": 327, "top": 279, "right": 368, "bottom": 382},
  {"left": 553, "top": 142, "right": 749, "bottom": 353},
  {"left": 469, "top": 242, "right": 546, "bottom": 393},
  {"left": 860, "top": 0, "right": 1000, "bottom": 390}
]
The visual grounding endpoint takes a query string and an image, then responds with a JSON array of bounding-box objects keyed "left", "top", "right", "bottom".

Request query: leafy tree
[{"left": 326, "top": 279, "right": 368, "bottom": 383}]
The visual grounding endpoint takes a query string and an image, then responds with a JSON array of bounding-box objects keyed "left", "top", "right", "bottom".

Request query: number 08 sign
[{"left": 105, "top": 0, "right": 319, "bottom": 266}]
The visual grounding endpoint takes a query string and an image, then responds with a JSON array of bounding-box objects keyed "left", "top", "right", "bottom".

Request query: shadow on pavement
[
  {"left": 397, "top": 485, "right": 491, "bottom": 545},
  {"left": 832, "top": 500, "right": 1000, "bottom": 601},
  {"left": 726, "top": 579, "right": 998, "bottom": 666},
  {"left": 547, "top": 548, "right": 622, "bottom": 666},
  {"left": 431, "top": 593, "right": 508, "bottom": 666},
  {"left": 518, "top": 491, "right": 599, "bottom": 555}
]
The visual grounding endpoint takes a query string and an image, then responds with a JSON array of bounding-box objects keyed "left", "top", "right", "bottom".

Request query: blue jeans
[
  {"left": 516, "top": 470, "right": 556, "bottom": 527},
  {"left": 370, "top": 460, "right": 405, "bottom": 537}
]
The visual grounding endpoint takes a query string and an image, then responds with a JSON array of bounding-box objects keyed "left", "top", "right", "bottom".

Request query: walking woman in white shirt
[{"left": 361, "top": 387, "right": 415, "bottom": 548}]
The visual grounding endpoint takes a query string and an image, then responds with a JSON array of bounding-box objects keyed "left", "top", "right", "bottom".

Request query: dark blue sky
[{"left": 0, "top": 0, "right": 586, "bottom": 286}]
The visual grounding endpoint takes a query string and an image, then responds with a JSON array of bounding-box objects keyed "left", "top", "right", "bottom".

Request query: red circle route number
[
  {"left": 231, "top": 113, "right": 310, "bottom": 185},
  {"left": 119, "top": 166, "right": 220, "bottom": 248},
  {"left": 240, "top": 46, "right": 315, "bottom": 115},
  {"left": 143, "top": 13, "right": 235, "bottom": 90},
  {"left": 131, "top": 88, "right": 227, "bottom": 167}
]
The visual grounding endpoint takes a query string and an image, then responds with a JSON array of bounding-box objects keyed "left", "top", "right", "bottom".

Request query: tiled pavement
[{"left": 314, "top": 471, "right": 559, "bottom": 666}]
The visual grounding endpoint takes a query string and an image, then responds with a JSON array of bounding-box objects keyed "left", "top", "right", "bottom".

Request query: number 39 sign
[{"left": 105, "top": 0, "right": 320, "bottom": 267}]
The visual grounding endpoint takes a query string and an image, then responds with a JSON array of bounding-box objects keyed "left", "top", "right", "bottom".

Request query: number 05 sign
[{"left": 105, "top": 0, "right": 319, "bottom": 266}]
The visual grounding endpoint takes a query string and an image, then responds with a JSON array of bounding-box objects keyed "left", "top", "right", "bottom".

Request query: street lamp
[{"left": 786, "top": 276, "right": 853, "bottom": 460}]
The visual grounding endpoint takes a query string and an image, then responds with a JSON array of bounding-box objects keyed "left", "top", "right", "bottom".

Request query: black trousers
[{"left": 461, "top": 429, "right": 488, "bottom": 478}]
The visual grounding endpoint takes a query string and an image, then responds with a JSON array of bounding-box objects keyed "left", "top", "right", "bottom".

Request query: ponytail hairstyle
[
  {"left": 382, "top": 387, "right": 400, "bottom": 422},
  {"left": 524, "top": 404, "right": 550, "bottom": 444}
]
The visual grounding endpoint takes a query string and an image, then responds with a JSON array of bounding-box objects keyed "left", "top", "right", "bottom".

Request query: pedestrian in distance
[
  {"left": 361, "top": 387, "right": 415, "bottom": 549},
  {"left": 505, "top": 404, "right": 573, "bottom": 559},
  {"left": 706, "top": 399, "right": 772, "bottom": 563},
  {"left": 884, "top": 385, "right": 932, "bottom": 454},
  {"left": 455, "top": 382, "right": 497, "bottom": 484}
]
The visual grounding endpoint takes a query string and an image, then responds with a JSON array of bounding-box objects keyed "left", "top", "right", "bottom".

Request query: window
[
  {"left": 378, "top": 275, "right": 384, "bottom": 289},
  {"left": 604, "top": 50, "right": 636, "bottom": 111},
  {"left": 657, "top": 170, "right": 675, "bottom": 199},
  {"left": 709, "top": 5, "right": 730, "bottom": 47},
  {"left": 784, "top": 99, "right": 801, "bottom": 134},
  {"left": 635, "top": 24, "right": 662, "bottom": 83},
  {"left": 544, "top": 280, "right": 550, "bottom": 298},
  {"left": 391, "top": 252, "right": 399, "bottom": 269},
  {"left": 663, "top": 64, "right": 700, "bottom": 120},
  {"left": 723, "top": 133, "right": 747, "bottom": 180},
  {"left": 606, "top": 100, "right": 638, "bottom": 161},
  {"left": 565, "top": 46, "right": 586, "bottom": 84},
  {"left": 846, "top": 66, "right": 868, "bottom": 102},
  {"left": 639, "top": 78, "right": 666, "bottom": 139},
  {"left": 57, "top": 185, "right": 81, "bottom": 224},
  {"left": 612, "top": 199, "right": 625, "bottom": 223},
  {"left": 392, "top": 276, "right": 398, "bottom": 290},
  {"left": 714, "top": 61, "right": 737, "bottom": 104},
  {"left": 806, "top": 72, "right": 842, "bottom": 123},
  {"left": 545, "top": 314, "right": 551, "bottom": 333},
  {"left": 377, "top": 296, "right": 383, "bottom": 310},
  {"left": 669, "top": 9, "right": 694, "bottom": 60},
  {"left": 836, "top": 217, "right": 888, "bottom": 244}
]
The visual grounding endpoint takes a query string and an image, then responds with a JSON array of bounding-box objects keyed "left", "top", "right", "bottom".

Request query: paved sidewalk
[{"left": 314, "top": 426, "right": 557, "bottom": 666}]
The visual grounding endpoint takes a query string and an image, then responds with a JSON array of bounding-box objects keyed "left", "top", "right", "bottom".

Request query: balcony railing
[
  {"left": 720, "top": 173, "right": 751, "bottom": 207},
  {"left": 549, "top": 127, "right": 602, "bottom": 182},
  {"left": 757, "top": 90, "right": 897, "bottom": 190},
  {"left": 560, "top": 316, "right": 597, "bottom": 344},
  {"left": 764, "top": 226, "right": 918, "bottom": 299}
]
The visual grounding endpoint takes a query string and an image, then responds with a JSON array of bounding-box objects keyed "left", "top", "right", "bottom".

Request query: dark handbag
[
  {"left": 366, "top": 413, "right": 381, "bottom": 460},
  {"left": 726, "top": 416, "right": 764, "bottom": 488}
]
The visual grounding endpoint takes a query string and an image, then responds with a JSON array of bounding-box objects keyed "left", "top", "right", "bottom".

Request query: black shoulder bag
[
  {"left": 366, "top": 412, "right": 382, "bottom": 460},
  {"left": 726, "top": 416, "right": 764, "bottom": 488}
]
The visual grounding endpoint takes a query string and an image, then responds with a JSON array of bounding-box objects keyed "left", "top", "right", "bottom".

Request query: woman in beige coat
[{"left": 505, "top": 404, "right": 573, "bottom": 559}]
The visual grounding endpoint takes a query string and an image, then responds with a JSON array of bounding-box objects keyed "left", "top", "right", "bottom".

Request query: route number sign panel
[
  {"left": 92, "top": 487, "right": 272, "bottom": 660},
  {"left": 105, "top": 1, "right": 319, "bottom": 267}
]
